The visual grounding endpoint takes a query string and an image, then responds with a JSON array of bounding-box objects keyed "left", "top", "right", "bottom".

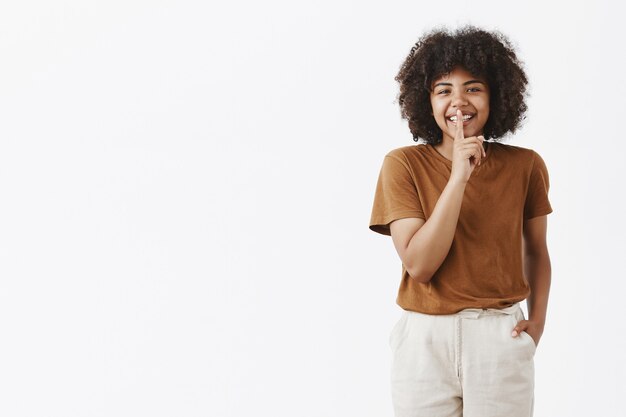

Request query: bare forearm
[
  {"left": 406, "top": 179, "right": 467, "bottom": 282},
  {"left": 525, "top": 252, "right": 552, "bottom": 330}
]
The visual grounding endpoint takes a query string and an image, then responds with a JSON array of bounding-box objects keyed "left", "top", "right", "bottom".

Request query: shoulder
[
  {"left": 384, "top": 144, "right": 429, "bottom": 164},
  {"left": 490, "top": 142, "right": 542, "bottom": 167},
  {"left": 491, "top": 143, "right": 552, "bottom": 187},
  {"left": 490, "top": 141, "right": 537, "bottom": 157}
]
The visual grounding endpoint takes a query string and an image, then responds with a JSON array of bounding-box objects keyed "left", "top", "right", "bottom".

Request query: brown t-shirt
[{"left": 369, "top": 142, "right": 553, "bottom": 314}]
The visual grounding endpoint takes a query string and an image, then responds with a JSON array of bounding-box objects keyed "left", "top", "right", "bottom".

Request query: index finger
[{"left": 455, "top": 109, "right": 464, "bottom": 141}]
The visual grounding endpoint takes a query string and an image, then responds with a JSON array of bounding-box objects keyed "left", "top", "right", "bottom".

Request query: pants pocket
[
  {"left": 512, "top": 309, "right": 537, "bottom": 354},
  {"left": 520, "top": 329, "right": 537, "bottom": 352}
]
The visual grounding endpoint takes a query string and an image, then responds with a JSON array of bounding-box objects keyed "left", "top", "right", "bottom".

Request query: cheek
[
  {"left": 481, "top": 97, "right": 490, "bottom": 114},
  {"left": 431, "top": 104, "right": 445, "bottom": 120}
]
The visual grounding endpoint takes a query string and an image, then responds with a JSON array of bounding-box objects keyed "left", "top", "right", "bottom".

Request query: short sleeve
[
  {"left": 369, "top": 153, "right": 425, "bottom": 236},
  {"left": 524, "top": 151, "right": 553, "bottom": 220}
]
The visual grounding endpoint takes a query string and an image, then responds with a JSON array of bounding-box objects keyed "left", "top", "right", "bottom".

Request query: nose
[{"left": 450, "top": 89, "right": 469, "bottom": 107}]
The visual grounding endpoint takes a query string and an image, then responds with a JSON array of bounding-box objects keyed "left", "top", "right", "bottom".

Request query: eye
[{"left": 437, "top": 87, "right": 481, "bottom": 95}]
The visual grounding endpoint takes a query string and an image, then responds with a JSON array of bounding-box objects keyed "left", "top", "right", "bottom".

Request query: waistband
[{"left": 454, "top": 302, "right": 520, "bottom": 319}]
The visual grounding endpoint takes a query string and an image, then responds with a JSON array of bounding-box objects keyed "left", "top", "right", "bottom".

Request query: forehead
[{"left": 431, "top": 67, "right": 486, "bottom": 87}]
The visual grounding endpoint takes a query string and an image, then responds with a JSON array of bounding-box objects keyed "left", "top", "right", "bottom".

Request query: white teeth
[{"left": 449, "top": 115, "right": 473, "bottom": 122}]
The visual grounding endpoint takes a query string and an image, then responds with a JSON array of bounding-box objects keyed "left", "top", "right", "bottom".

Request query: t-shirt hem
[{"left": 396, "top": 296, "right": 530, "bottom": 315}]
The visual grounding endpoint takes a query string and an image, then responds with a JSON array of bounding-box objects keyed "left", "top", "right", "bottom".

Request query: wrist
[
  {"left": 448, "top": 177, "right": 468, "bottom": 188},
  {"left": 528, "top": 318, "right": 545, "bottom": 331}
]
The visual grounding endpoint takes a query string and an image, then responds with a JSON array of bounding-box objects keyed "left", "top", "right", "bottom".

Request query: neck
[{"left": 433, "top": 138, "right": 454, "bottom": 161}]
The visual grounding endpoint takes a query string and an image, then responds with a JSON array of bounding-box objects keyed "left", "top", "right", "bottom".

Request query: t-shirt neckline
[{"left": 425, "top": 141, "right": 492, "bottom": 175}]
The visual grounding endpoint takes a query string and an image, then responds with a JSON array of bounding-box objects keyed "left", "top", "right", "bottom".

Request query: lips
[
  {"left": 445, "top": 111, "right": 476, "bottom": 118},
  {"left": 447, "top": 113, "right": 475, "bottom": 126}
]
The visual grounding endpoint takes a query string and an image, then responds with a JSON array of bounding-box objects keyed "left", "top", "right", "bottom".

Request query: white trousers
[{"left": 389, "top": 302, "right": 536, "bottom": 417}]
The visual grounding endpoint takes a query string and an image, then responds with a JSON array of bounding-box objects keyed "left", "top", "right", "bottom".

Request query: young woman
[{"left": 368, "top": 25, "right": 553, "bottom": 417}]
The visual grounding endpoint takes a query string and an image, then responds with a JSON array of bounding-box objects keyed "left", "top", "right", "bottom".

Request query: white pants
[{"left": 389, "top": 302, "right": 536, "bottom": 417}]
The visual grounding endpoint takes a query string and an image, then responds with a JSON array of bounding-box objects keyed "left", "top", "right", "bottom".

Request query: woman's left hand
[{"left": 512, "top": 319, "right": 543, "bottom": 347}]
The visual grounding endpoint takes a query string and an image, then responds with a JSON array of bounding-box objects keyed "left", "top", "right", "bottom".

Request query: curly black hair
[{"left": 395, "top": 25, "right": 529, "bottom": 144}]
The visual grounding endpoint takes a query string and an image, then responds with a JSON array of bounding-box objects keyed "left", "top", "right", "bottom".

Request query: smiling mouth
[{"left": 448, "top": 114, "right": 474, "bottom": 125}]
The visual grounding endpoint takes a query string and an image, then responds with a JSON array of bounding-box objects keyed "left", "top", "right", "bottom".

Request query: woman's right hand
[{"left": 450, "top": 109, "right": 486, "bottom": 184}]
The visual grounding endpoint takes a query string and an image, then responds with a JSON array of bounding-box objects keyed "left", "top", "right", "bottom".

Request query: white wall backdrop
[{"left": 0, "top": 1, "right": 623, "bottom": 416}]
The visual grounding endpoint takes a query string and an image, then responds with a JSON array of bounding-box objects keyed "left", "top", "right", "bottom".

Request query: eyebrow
[{"left": 432, "top": 80, "right": 486, "bottom": 89}]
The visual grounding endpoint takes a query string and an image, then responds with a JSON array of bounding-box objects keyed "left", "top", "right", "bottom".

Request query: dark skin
[
  {"left": 514, "top": 214, "right": 551, "bottom": 348},
  {"left": 429, "top": 66, "right": 551, "bottom": 347},
  {"left": 391, "top": 66, "right": 550, "bottom": 346}
]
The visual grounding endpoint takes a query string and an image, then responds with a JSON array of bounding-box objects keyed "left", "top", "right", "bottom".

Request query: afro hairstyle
[{"left": 395, "top": 24, "right": 530, "bottom": 144}]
